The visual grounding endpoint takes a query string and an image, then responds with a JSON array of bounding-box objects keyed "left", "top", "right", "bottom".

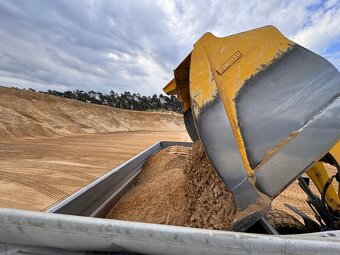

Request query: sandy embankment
[{"left": 0, "top": 86, "right": 185, "bottom": 140}]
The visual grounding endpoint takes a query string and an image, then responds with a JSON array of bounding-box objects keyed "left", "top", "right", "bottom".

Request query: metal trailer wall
[
  {"left": 47, "top": 141, "right": 192, "bottom": 217},
  {"left": 0, "top": 141, "right": 339, "bottom": 254},
  {"left": 0, "top": 207, "right": 340, "bottom": 255}
]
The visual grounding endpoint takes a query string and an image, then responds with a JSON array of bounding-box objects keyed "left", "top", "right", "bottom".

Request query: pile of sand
[
  {"left": 184, "top": 141, "right": 236, "bottom": 230},
  {"left": 0, "top": 86, "right": 184, "bottom": 140},
  {"left": 106, "top": 142, "right": 237, "bottom": 230},
  {"left": 106, "top": 146, "right": 189, "bottom": 225}
]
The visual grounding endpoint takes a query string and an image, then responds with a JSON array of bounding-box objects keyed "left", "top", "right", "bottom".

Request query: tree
[{"left": 44, "top": 88, "right": 183, "bottom": 113}]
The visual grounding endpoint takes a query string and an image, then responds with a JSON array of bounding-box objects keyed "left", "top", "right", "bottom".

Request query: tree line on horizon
[{"left": 38, "top": 89, "right": 183, "bottom": 113}]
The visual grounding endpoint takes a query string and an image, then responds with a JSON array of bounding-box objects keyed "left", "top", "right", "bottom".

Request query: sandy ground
[
  {"left": 0, "top": 86, "right": 189, "bottom": 211},
  {"left": 272, "top": 164, "right": 338, "bottom": 221},
  {"left": 0, "top": 131, "right": 189, "bottom": 211}
]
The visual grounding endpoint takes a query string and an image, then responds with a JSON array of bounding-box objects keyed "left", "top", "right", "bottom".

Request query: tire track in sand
[{"left": 0, "top": 171, "right": 68, "bottom": 199}]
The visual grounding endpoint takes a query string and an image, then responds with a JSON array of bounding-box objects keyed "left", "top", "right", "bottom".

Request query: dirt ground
[
  {"left": 0, "top": 86, "right": 189, "bottom": 211},
  {"left": 272, "top": 164, "right": 339, "bottom": 221},
  {"left": 0, "top": 131, "right": 189, "bottom": 211}
]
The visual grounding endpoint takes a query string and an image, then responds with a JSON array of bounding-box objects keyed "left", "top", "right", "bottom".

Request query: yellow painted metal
[
  {"left": 163, "top": 78, "right": 191, "bottom": 111},
  {"left": 164, "top": 26, "right": 294, "bottom": 174},
  {"left": 163, "top": 79, "right": 177, "bottom": 95},
  {"left": 164, "top": 25, "right": 340, "bottom": 214},
  {"left": 189, "top": 26, "right": 293, "bottom": 174},
  {"left": 164, "top": 25, "right": 340, "bottom": 216},
  {"left": 330, "top": 141, "right": 340, "bottom": 198},
  {"left": 177, "top": 83, "right": 191, "bottom": 112},
  {"left": 307, "top": 162, "right": 340, "bottom": 212},
  {"left": 163, "top": 54, "right": 191, "bottom": 111},
  {"left": 164, "top": 25, "right": 338, "bottom": 174},
  {"left": 330, "top": 142, "right": 340, "bottom": 167}
]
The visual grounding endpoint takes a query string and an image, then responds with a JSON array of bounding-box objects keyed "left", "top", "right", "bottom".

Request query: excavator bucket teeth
[{"left": 163, "top": 25, "right": 340, "bottom": 230}]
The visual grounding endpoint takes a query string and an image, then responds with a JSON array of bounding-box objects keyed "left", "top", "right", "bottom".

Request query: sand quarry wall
[{"left": 0, "top": 86, "right": 185, "bottom": 140}]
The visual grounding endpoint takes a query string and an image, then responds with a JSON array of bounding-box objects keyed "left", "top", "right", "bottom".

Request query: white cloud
[
  {"left": 0, "top": 0, "right": 338, "bottom": 94},
  {"left": 292, "top": 2, "right": 340, "bottom": 53}
]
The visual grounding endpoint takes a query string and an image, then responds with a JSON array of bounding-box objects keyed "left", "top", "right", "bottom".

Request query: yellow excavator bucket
[{"left": 164, "top": 25, "right": 340, "bottom": 231}]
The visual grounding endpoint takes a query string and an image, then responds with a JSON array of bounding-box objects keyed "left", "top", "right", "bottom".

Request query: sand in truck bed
[
  {"left": 106, "top": 142, "right": 338, "bottom": 229},
  {"left": 106, "top": 142, "right": 237, "bottom": 230},
  {"left": 106, "top": 145, "right": 189, "bottom": 226}
]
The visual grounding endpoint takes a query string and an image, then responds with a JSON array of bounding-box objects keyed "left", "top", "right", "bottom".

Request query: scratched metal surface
[
  {"left": 236, "top": 45, "right": 340, "bottom": 169},
  {"left": 0, "top": 207, "right": 339, "bottom": 254}
]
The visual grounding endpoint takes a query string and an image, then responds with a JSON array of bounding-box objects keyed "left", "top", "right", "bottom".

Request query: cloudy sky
[{"left": 0, "top": 0, "right": 339, "bottom": 95}]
